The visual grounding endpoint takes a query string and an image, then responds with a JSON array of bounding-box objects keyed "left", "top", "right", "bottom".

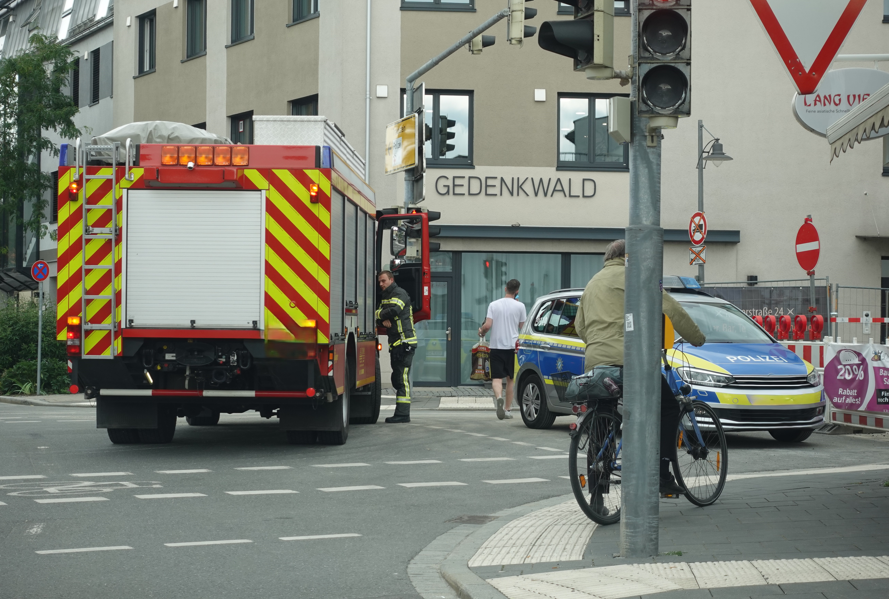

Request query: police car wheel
[
  {"left": 768, "top": 429, "right": 813, "bottom": 443},
  {"left": 520, "top": 374, "right": 556, "bottom": 429}
]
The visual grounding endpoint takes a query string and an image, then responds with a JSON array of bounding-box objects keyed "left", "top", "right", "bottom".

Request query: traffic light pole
[
  {"left": 403, "top": 9, "right": 509, "bottom": 209},
  {"left": 621, "top": 0, "right": 663, "bottom": 558}
]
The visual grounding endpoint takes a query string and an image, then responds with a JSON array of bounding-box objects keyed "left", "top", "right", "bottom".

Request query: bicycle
[{"left": 565, "top": 350, "right": 728, "bottom": 525}]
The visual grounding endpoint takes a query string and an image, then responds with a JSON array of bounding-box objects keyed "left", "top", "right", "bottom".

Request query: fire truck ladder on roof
[{"left": 78, "top": 140, "right": 123, "bottom": 359}]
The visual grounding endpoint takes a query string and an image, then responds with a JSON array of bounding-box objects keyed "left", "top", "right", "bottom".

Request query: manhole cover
[{"left": 446, "top": 515, "right": 496, "bottom": 525}]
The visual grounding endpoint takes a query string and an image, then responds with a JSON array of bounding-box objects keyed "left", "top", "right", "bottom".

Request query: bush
[{"left": 0, "top": 298, "right": 69, "bottom": 395}]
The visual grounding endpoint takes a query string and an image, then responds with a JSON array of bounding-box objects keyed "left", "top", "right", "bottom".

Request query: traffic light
[
  {"left": 508, "top": 0, "right": 537, "bottom": 46},
  {"left": 537, "top": 0, "right": 613, "bottom": 79},
  {"left": 469, "top": 35, "right": 496, "bottom": 55},
  {"left": 483, "top": 259, "right": 492, "bottom": 283},
  {"left": 438, "top": 115, "right": 456, "bottom": 157},
  {"left": 426, "top": 209, "right": 442, "bottom": 252},
  {"left": 406, "top": 209, "right": 442, "bottom": 252},
  {"left": 637, "top": 0, "right": 692, "bottom": 125}
]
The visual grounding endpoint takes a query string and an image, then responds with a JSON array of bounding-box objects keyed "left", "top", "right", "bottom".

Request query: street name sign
[
  {"left": 749, "top": 0, "right": 867, "bottom": 95},
  {"left": 796, "top": 219, "right": 820, "bottom": 272},
  {"left": 689, "top": 211, "right": 707, "bottom": 246}
]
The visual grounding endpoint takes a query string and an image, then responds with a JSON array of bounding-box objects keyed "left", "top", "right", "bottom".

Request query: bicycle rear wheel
[
  {"left": 569, "top": 410, "right": 622, "bottom": 525},
  {"left": 674, "top": 401, "right": 727, "bottom": 507}
]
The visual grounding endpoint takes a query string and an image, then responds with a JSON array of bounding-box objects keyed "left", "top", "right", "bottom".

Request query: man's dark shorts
[{"left": 490, "top": 348, "right": 516, "bottom": 380}]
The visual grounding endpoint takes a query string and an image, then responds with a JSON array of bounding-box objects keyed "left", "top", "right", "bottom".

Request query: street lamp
[{"left": 696, "top": 120, "right": 733, "bottom": 284}]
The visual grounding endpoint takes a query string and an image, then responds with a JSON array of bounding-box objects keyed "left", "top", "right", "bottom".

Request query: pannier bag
[{"left": 564, "top": 366, "right": 623, "bottom": 403}]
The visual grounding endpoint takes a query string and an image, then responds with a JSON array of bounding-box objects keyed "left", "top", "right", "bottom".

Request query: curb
[
  {"left": 430, "top": 494, "right": 575, "bottom": 599},
  {"left": 0, "top": 395, "right": 94, "bottom": 408}
]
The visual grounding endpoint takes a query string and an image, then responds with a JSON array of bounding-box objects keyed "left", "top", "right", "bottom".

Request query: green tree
[{"left": 0, "top": 33, "right": 81, "bottom": 251}]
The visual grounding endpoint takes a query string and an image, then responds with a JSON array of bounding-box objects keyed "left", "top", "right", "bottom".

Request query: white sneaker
[
  {"left": 496, "top": 397, "right": 505, "bottom": 420},
  {"left": 503, "top": 410, "right": 514, "bottom": 419}
]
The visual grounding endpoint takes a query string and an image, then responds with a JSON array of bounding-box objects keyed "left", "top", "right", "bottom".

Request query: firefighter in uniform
[{"left": 375, "top": 270, "right": 417, "bottom": 423}]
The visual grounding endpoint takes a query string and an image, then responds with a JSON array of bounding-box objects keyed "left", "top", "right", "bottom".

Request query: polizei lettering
[
  {"left": 435, "top": 175, "right": 596, "bottom": 198},
  {"left": 725, "top": 355, "right": 789, "bottom": 363}
]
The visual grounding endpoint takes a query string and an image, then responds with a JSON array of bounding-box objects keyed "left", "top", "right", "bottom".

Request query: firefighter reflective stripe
[
  {"left": 398, "top": 364, "right": 411, "bottom": 402},
  {"left": 244, "top": 169, "right": 333, "bottom": 345}
]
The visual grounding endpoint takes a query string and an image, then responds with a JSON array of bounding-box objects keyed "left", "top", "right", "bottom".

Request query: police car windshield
[{"left": 678, "top": 301, "right": 772, "bottom": 344}]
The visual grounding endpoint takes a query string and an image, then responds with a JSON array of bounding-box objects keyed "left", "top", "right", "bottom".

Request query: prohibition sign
[
  {"left": 689, "top": 212, "right": 707, "bottom": 246},
  {"left": 31, "top": 260, "right": 49, "bottom": 282}
]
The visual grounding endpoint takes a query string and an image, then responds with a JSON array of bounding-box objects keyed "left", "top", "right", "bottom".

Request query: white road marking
[
  {"left": 483, "top": 478, "right": 549, "bottom": 484},
  {"left": 0, "top": 501, "right": 6, "bottom": 506},
  {"left": 426, "top": 426, "right": 444, "bottom": 429},
  {"left": 56, "top": 419, "right": 93, "bottom": 422},
  {"left": 460, "top": 457, "right": 514, "bottom": 462},
  {"left": 165, "top": 539, "right": 252, "bottom": 547},
  {"left": 0, "top": 417, "right": 24, "bottom": 419},
  {"left": 385, "top": 460, "right": 442, "bottom": 465},
  {"left": 311, "top": 463, "right": 369, "bottom": 468},
  {"left": 4, "top": 420, "right": 40, "bottom": 423},
  {"left": 36, "top": 546, "right": 132, "bottom": 555},
  {"left": 559, "top": 476, "right": 571, "bottom": 480},
  {"left": 0, "top": 475, "right": 46, "bottom": 480},
  {"left": 512, "top": 442, "right": 534, "bottom": 446},
  {"left": 35, "top": 497, "right": 110, "bottom": 504},
  {"left": 444, "top": 429, "right": 465, "bottom": 433},
  {"left": 26, "top": 524, "right": 44, "bottom": 535},
  {"left": 280, "top": 533, "right": 362, "bottom": 541},
  {"left": 317, "top": 485, "right": 384, "bottom": 492},
  {"left": 490, "top": 437, "right": 509, "bottom": 441},
  {"left": 463, "top": 432, "right": 487, "bottom": 437},
  {"left": 134, "top": 493, "right": 206, "bottom": 499},
  {"left": 70, "top": 472, "right": 132, "bottom": 477},
  {"left": 225, "top": 490, "right": 298, "bottom": 495},
  {"left": 398, "top": 482, "right": 468, "bottom": 488},
  {"left": 529, "top": 455, "right": 568, "bottom": 460},
  {"left": 535, "top": 447, "right": 563, "bottom": 452},
  {"left": 154, "top": 469, "right": 211, "bottom": 474},
  {"left": 235, "top": 466, "right": 292, "bottom": 471}
]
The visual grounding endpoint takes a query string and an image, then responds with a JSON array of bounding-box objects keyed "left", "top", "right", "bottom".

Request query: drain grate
[{"left": 447, "top": 515, "right": 496, "bottom": 525}]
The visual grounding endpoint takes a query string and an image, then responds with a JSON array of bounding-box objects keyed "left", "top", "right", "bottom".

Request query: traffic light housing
[
  {"left": 438, "top": 115, "right": 456, "bottom": 158},
  {"left": 508, "top": 0, "right": 537, "bottom": 46},
  {"left": 537, "top": 0, "right": 613, "bottom": 79},
  {"left": 406, "top": 209, "right": 442, "bottom": 252},
  {"left": 426, "top": 209, "right": 442, "bottom": 252},
  {"left": 469, "top": 34, "right": 496, "bottom": 55},
  {"left": 637, "top": 0, "right": 692, "bottom": 124}
]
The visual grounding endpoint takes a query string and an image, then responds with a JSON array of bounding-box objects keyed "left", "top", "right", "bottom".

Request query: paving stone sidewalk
[{"left": 434, "top": 466, "right": 889, "bottom": 599}]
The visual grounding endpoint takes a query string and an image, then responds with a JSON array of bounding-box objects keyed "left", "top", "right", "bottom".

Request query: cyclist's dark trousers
[
  {"left": 390, "top": 344, "right": 414, "bottom": 403},
  {"left": 660, "top": 376, "right": 680, "bottom": 464}
]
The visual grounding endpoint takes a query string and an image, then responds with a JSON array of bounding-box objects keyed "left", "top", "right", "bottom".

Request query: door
[{"left": 414, "top": 278, "right": 459, "bottom": 386}]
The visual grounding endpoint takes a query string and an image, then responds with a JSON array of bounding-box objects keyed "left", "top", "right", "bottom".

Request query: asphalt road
[{"left": 2, "top": 402, "right": 888, "bottom": 599}]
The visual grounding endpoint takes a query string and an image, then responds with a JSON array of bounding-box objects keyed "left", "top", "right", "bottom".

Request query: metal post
[
  {"left": 621, "top": 2, "right": 662, "bottom": 558},
  {"left": 403, "top": 9, "right": 509, "bottom": 209},
  {"left": 36, "top": 282, "right": 43, "bottom": 396},
  {"left": 697, "top": 120, "right": 704, "bottom": 284}
]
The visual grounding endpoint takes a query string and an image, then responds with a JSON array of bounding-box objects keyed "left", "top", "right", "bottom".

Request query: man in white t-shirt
[{"left": 478, "top": 279, "right": 527, "bottom": 420}]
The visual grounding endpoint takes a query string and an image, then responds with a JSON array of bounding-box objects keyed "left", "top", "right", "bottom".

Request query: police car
[{"left": 515, "top": 277, "right": 825, "bottom": 442}]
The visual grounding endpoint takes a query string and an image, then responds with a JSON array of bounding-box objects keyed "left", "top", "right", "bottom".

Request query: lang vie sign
[
  {"left": 793, "top": 68, "right": 889, "bottom": 137},
  {"left": 384, "top": 114, "right": 418, "bottom": 175}
]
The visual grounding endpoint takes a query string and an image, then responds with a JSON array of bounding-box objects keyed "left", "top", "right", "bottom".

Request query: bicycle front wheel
[
  {"left": 569, "top": 411, "right": 622, "bottom": 525},
  {"left": 674, "top": 401, "right": 727, "bottom": 507}
]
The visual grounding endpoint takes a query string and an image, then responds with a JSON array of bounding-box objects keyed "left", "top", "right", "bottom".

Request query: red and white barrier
[
  {"left": 781, "top": 341, "right": 826, "bottom": 370},
  {"left": 831, "top": 409, "right": 889, "bottom": 432}
]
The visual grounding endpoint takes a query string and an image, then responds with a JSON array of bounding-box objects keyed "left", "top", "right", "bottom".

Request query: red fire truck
[{"left": 56, "top": 118, "right": 438, "bottom": 445}]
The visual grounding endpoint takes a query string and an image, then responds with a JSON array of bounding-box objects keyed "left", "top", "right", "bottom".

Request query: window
[
  {"left": 558, "top": 94, "right": 628, "bottom": 170},
  {"left": 230, "top": 111, "right": 253, "bottom": 144},
  {"left": 570, "top": 254, "right": 604, "bottom": 287},
  {"left": 402, "top": 0, "right": 474, "bottom": 10},
  {"left": 96, "top": 0, "right": 111, "bottom": 19},
  {"left": 186, "top": 0, "right": 207, "bottom": 59},
  {"left": 532, "top": 300, "right": 555, "bottom": 333},
  {"left": 138, "top": 12, "right": 156, "bottom": 74},
  {"left": 71, "top": 61, "right": 79, "bottom": 105},
  {"left": 58, "top": 0, "right": 74, "bottom": 40},
  {"left": 23, "top": 0, "right": 42, "bottom": 31},
  {"left": 231, "top": 0, "right": 253, "bottom": 44},
  {"left": 546, "top": 298, "right": 580, "bottom": 337},
  {"left": 406, "top": 90, "right": 473, "bottom": 166},
  {"left": 193, "top": 122, "right": 207, "bottom": 131},
  {"left": 884, "top": 0, "right": 889, "bottom": 23},
  {"left": 90, "top": 48, "right": 100, "bottom": 105},
  {"left": 291, "top": 94, "right": 318, "bottom": 116},
  {"left": 559, "top": 2, "right": 628, "bottom": 16},
  {"left": 293, "top": 0, "right": 319, "bottom": 23},
  {"left": 0, "top": 16, "right": 8, "bottom": 56},
  {"left": 50, "top": 171, "right": 59, "bottom": 224}
]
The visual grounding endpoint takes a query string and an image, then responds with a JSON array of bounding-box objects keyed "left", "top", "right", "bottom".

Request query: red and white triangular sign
[{"left": 750, "top": 0, "right": 867, "bottom": 94}]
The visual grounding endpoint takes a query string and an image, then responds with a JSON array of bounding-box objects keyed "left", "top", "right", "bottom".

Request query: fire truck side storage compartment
[
  {"left": 330, "top": 190, "right": 344, "bottom": 336},
  {"left": 125, "top": 190, "right": 264, "bottom": 329}
]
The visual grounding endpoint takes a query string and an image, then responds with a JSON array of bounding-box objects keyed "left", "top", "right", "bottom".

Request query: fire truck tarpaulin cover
[{"left": 823, "top": 343, "right": 889, "bottom": 414}]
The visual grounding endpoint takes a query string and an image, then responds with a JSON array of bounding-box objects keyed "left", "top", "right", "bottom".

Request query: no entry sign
[
  {"left": 689, "top": 212, "right": 707, "bottom": 246},
  {"left": 796, "top": 220, "right": 820, "bottom": 272}
]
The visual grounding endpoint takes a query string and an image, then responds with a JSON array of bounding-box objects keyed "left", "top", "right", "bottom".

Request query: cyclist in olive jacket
[{"left": 376, "top": 271, "right": 418, "bottom": 423}]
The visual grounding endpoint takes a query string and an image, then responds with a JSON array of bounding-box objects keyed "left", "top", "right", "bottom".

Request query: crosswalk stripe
[
  {"left": 155, "top": 469, "right": 211, "bottom": 474},
  {"left": 385, "top": 460, "right": 442, "bottom": 465},
  {"left": 398, "top": 482, "right": 467, "bottom": 488},
  {"left": 312, "top": 463, "right": 369, "bottom": 468},
  {"left": 165, "top": 539, "right": 252, "bottom": 547},
  {"left": 36, "top": 546, "right": 132, "bottom": 555},
  {"left": 317, "top": 485, "right": 384, "bottom": 492},
  {"left": 235, "top": 466, "right": 292, "bottom": 471},
  {"left": 70, "top": 472, "right": 132, "bottom": 477},
  {"left": 0, "top": 475, "right": 46, "bottom": 480},
  {"left": 483, "top": 478, "right": 549, "bottom": 484},
  {"left": 460, "top": 457, "right": 514, "bottom": 462},
  {"left": 225, "top": 490, "right": 298, "bottom": 495},
  {"left": 35, "top": 497, "right": 109, "bottom": 504},
  {"left": 134, "top": 493, "right": 206, "bottom": 499}
]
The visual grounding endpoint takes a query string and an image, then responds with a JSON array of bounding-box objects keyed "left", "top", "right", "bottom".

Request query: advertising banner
[{"left": 823, "top": 343, "right": 889, "bottom": 415}]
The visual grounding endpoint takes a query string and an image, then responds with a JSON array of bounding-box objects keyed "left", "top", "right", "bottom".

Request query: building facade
[{"left": 98, "top": 0, "right": 889, "bottom": 386}]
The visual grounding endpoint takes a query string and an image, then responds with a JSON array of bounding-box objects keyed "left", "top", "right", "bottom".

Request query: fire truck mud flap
[
  {"left": 280, "top": 365, "right": 351, "bottom": 445},
  {"left": 97, "top": 397, "right": 158, "bottom": 429}
]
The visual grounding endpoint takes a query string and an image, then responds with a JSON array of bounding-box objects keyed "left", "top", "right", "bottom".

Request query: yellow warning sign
[{"left": 384, "top": 114, "right": 418, "bottom": 175}]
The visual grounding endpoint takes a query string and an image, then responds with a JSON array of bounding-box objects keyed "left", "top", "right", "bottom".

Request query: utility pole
[{"left": 621, "top": 1, "right": 664, "bottom": 558}]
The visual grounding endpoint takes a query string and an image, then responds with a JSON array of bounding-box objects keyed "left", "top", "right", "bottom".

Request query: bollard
[
  {"left": 777, "top": 315, "right": 792, "bottom": 340},
  {"left": 764, "top": 315, "right": 777, "bottom": 336},
  {"left": 810, "top": 315, "right": 824, "bottom": 340},
  {"left": 793, "top": 315, "right": 808, "bottom": 341}
]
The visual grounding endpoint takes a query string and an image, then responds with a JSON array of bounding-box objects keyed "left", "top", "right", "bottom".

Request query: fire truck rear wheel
[
  {"left": 107, "top": 428, "right": 140, "bottom": 444},
  {"left": 286, "top": 431, "right": 316, "bottom": 444},
  {"left": 186, "top": 409, "right": 220, "bottom": 426},
  {"left": 318, "top": 365, "right": 351, "bottom": 445},
  {"left": 350, "top": 355, "right": 381, "bottom": 425},
  {"left": 138, "top": 406, "right": 177, "bottom": 444}
]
